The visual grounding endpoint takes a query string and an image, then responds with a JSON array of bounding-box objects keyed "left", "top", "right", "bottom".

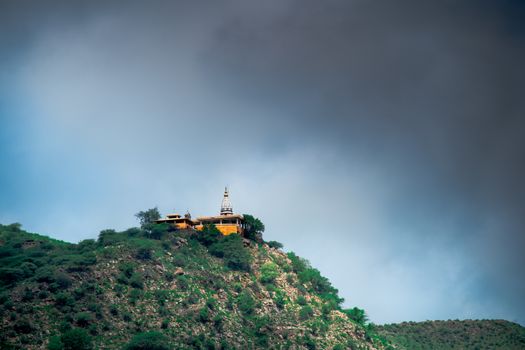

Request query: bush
[
  {"left": 55, "top": 272, "right": 73, "bottom": 289},
  {"left": 129, "top": 273, "right": 144, "bottom": 289},
  {"left": 135, "top": 208, "right": 161, "bottom": 228},
  {"left": 13, "top": 318, "right": 33, "bottom": 334},
  {"left": 119, "top": 262, "right": 136, "bottom": 278},
  {"left": 260, "top": 262, "right": 279, "bottom": 284},
  {"left": 60, "top": 328, "right": 93, "bottom": 350},
  {"left": 148, "top": 223, "right": 170, "bottom": 240},
  {"left": 242, "top": 214, "right": 265, "bottom": 241},
  {"left": 198, "top": 307, "right": 209, "bottom": 323},
  {"left": 0, "top": 268, "right": 24, "bottom": 285},
  {"left": 197, "top": 224, "right": 221, "bottom": 247},
  {"left": 287, "top": 252, "right": 308, "bottom": 274},
  {"left": 273, "top": 289, "right": 286, "bottom": 309},
  {"left": 343, "top": 307, "right": 368, "bottom": 326},
  {"left": 267, "top": 241, "right": 283, "bottom": 249},
  {"left": 135, "top": 247, "right": 153, "bottom": 261},
  {"left": 123, "top": 331, "right": 171, "bottom": 350},
  {"left": 20, "top": 262, "right": 37, "bottom": 278},
  {"left": 48, "top": 335, "right": 64, "bottom": 350},
  {"left": 209, "top": 235, "right": 251, "bottom": 271},
  {"left": 299, "top": 305, "right": 314, "bottom": 320},
  {"left": 77, "top": 239, "right": 97, "bottom": 252},
  {"left": 97, "top": 229, "right": 119, "bottom": 247},
  {"left": 76, "top": 312, "right": 93, "bottom": 327},
  {"left": 110, "top": 304, "right": 119, "bottom": 316},
  {"left": 161, "top": 319, "right": 169, "bottom": 329},
  {"left": 54, "top": 293, "right": 75, "bottom": 307},
  {"left": 122, "top": 311, "right": 133, "bottom": 322},
  {"left": 238, "top": 291, "right": 255, "bottom": 315},
  {"left": 35, "top": 266, "right": 56, "bottom": 283},
  {"left": 124, "top": 228, "right": 142, "bottom": 237}
]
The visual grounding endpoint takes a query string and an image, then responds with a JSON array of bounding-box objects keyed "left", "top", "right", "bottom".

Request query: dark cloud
[{"left": 0, "top": 0, "right": 524, "bottom": 324}]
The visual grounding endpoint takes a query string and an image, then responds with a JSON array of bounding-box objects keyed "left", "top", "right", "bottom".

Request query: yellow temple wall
[
  {"left": 175, "top": 222, "right": 191, "bottom": 230},
  {"left": 195, "top": 224, "right": 242, "bottom": 236}
]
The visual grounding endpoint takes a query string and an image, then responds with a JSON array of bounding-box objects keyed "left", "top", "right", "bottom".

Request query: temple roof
[{"left": 220, "top": 187, "right": 233, "bottom": 215}]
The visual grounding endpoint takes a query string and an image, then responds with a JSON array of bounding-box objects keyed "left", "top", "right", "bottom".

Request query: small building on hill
[
  {"left": 155, "top": 188, "right": 244, "bottom": 236},
  {"left": 156, "top": 212, "right": 194, "bottom": 230}
]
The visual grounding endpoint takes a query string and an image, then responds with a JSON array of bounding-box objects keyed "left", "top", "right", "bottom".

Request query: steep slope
[
  {"left": 0, "top": 223, "right": 387, "bottom": 350},
  {"left": 377, "top": 319, "right": 525, "bottom": 349}
]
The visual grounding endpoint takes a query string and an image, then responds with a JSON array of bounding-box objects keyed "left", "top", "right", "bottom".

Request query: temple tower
[{"left": 220, "top": 187, "right": 233, "bottom": 215}]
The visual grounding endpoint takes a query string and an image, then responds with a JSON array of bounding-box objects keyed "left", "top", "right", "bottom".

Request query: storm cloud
[{"left": 1, "top": 0, "right": 524, "bottom": 324}]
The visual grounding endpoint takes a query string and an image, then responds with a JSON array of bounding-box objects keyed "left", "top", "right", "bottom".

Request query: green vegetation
[
  {"left": 242, "top": 214, "right": 265, "bottom": 241},
  {"left": 377, "top": 319, "right": 525, "bottom": 350},
  {"left": 12, "top": 211, "right": 519, "bottom": 349},
  {"left": 123, "top": 332, "right": 170, "bottom": 350}
]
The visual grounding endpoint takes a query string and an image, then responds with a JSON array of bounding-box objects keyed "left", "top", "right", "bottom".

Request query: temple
[{"left": 155, "top": 187, "right": 244, "bottom": 236}]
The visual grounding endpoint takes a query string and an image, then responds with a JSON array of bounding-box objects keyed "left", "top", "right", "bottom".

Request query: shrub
[
  {"left": 110, "top": 304, "right": 119, "bottom": 316},
  {"left": 135, "top": 247, "right": 153, "bottom": 261},
  {"left": 242, "top": 214, "right": 265, "bottom": 241},
  {"left": 198, "top": 307, "right": 210, "bottom": 323},
  {"left": 155, "top": 290, "right": 169, "bottom": 306},
  {"left": 129, "top": 289, "right": 143, "bottom": 303},
  {"left": 299, "top": 305, "right": 314, "bottom": 320},
  {"left": 77, "top": 239, "right": 97, "bottom": 251},
  {"left": 267, "top": 241, "right": 283, "bottom": 249},
  {"left": 343, "top": 307, "right": 368, "bottom": 326},
  {"left": 161, "top": 319, "right": 169, "bottom": 329},
  {"left": 176, "top": 275, "right": 189, "bottom": 290},
  {"left": 76, "top": 312, "right": 93, "bottom": 327},
  {"left": 55, "top": 272, "right": 73, "bottom": 289},
  {"left": 197, "top": 224, "right": 221, "bottom": 247},
  {"left": 119, "top": 262, "right": 136, "bottom": 278},
  {"left": 238, "top": 291, "right": 255, "bottom": 315},
  {"left": 124, "top": 228, "right": 142, "bottom": 237},
  {"left": 209, "top": 235, "right": 251, "bottom": 271},
  {"left": 54, "top": 293, "right": 74, "bottom": 307},
  {"left": 0, "top": 268, "right": 24, "bottom": 285},
  {"left": 13, "top": 318, "right": 33, "bottom": 334},
  {"left": 135, "top": 208, "right": 161, "bottom": 228},
  {"left": 60, "top": 328, "right": 93, "bottom": 350},
  {"left": 260, "top": 262, "right": 279, "bottom": 284},
  {"left": 47, "top": 335, "right": 64, "bottom": 350},
  {"left": 129, "top": 273, "right": 144, "bottom": 289},
  {"left": 123, "top": 331, "right": 171, "bottom": 350},
  {"left": 148, "top": 223, "right": 170, "bottom": 240},
  {"left": 273, "top": 289, "right": 286, "bottom": 309},
  {"left": 97, "top": 229, "right": 119, "bottom": 247},
  {"left": 296, "top": 295, "right": 307, "bottom": 306},
  {"left": 122, "top": 311, "right": 133, "bottom": 322},
  {"left": 20, "top": 262, "right": 37, "bottom": 278},
  {"left": 287, "top": 252, "right": 308, "bottom": 274}
]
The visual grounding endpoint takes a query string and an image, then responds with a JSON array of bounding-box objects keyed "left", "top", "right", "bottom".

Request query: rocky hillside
[
  {"left": 377, "top": 319, "right": 525, "bottom": 349},
  {"left": 0, "top": 221, "right": 389, "bottom": 350}
]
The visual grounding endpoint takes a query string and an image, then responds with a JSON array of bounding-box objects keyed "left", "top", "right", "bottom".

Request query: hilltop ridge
[{"left": 0, "top": 220, "right": 387, "bottom": 349}]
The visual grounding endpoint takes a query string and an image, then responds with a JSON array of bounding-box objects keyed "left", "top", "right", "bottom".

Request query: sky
[{"left": 1, "top": 0, "right": 524, "bottom": 325}]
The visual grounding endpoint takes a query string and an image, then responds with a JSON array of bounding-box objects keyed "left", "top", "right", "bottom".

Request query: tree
[
  {"left": 343, "top": 307, "right": 368, "bottom": 326},
  {"left": 267, "top": 240, "right": 283, "bottom": 249},
  {"left": 135, "top": 208, "right": 161, "bottom": 228},
  {"left": 60, "top": 328, "right": 92, "bottom": 350},
  {"left": 197, "top": 224, "right": 221, "bottom": 247},
  {"left": 242, "top": 214, "right": 265, "bottom": 242},
  {"left": 123, "top": 331, "right": 171, "bottom": 350},
  {"left": 260, "top": 262, "right": 279, "bottom": 284},
  {"left": 209, "top": 234, "right": 251, "bottom": 271}
]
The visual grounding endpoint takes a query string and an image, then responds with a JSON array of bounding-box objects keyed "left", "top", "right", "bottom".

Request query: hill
[
  {"left": 0, "top": 221, "right": 388, "bottom": 350},
  {"left": 377, "top": 319, "right": 525, "bottom": 349}
]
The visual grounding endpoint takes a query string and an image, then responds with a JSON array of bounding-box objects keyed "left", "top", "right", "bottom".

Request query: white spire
[{"left": 220, "top": 187, "right": 233, "bottom": 215}]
